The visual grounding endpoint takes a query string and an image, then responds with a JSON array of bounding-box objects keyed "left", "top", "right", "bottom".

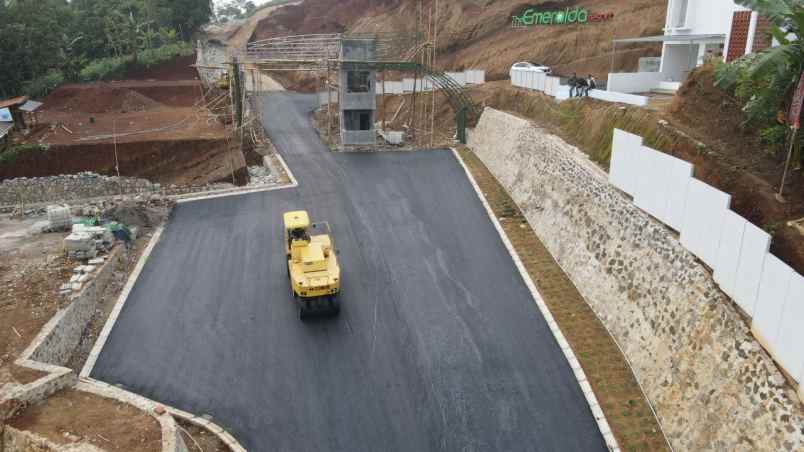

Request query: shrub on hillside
[
  {"left": 136, "top": 42, "right": 194, "bottom": 68},
  {"left": 23, "top": 71, "right": 65, "bottom": 98},
  {"left": 79, "top": 55, "right": 131, "bottom": 82},
  {"left": 79, "top": 42, "right": 194, "bottom": 82},
  {"left": 0, "top": 144, "right": 49, "bottom": 164}
]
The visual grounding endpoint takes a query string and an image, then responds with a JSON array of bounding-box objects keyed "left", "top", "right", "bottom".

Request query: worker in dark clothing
[
  {"left": 575, "top": 76, "right": 588, "bottom": 98},
  {"left": 585, "top": 75, "right": 597, "bottom": 96},
  {"left": 568, "top": 73, "right": 579, "bottom": 98}
]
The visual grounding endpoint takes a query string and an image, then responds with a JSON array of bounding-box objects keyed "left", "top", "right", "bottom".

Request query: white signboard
[{"left": 0, "top": 107, "right": 12, "bottom": 122}]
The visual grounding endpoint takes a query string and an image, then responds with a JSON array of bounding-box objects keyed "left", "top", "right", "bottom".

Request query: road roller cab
[{"left": 283, "top": 210, "right": 341, "bottom": 319}]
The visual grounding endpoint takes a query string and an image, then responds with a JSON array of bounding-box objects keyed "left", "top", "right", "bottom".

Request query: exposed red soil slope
[
  {"left": 669, "top": 65, "right": 804, "bottom": 272},
  {"left": 1, "top": 56, "right": 246, "bottom": 186},
  {"left": 253, "top": 0, "right": 665, "bottom": 81},
  {"left": 123, "top": 53, "right": 200, "bottom": 81}
]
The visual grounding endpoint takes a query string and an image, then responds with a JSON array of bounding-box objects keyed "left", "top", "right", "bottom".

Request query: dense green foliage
[
  {"left": 0, "top": 144, "right": 49, "bottom": 164},
  {"left": 0, "top": 0, "right": 213, "bottom": 98},
  {"left": 78, "top": 42, "right": 194, "bottom": 82},
  {"left": 215, "top": 0, "right": 258, "bottom": 24},
  {"left": 715, "top": 0, "right": 804, "bottom": 159}
]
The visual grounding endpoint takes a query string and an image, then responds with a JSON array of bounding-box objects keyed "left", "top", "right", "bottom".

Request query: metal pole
[
  {"left": 431, "top": 0, "right": 439, "bottom": 147},
  {"left": 113, "top": 119, "right": 120, "bottom": 178},
  {"left": 779, "top": 127, "right": 798, "bottom": 198},
  {"left": 327, "top": 60, "right": 333, "bottom": 144},
  {"left": 381, "top": 69, "right": 386, "bottom": 131},
  {"left": 610, "top": 40, "right": 616, "bottom": 74}
]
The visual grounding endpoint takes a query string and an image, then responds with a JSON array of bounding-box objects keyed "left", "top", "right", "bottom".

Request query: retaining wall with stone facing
[
  {"left": 0, "top": 173, "right": 157, "bottom": 206},
  {"left": 27, "top": 248, "right": 125, "bottom": 367},
  {"left": 468, "top": 107, "right": 804, "bottom": 452}
]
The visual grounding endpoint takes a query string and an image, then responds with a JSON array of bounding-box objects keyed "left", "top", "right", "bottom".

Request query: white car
[{"left": 510, "top": 62, "right": 551, "bottom": 79}]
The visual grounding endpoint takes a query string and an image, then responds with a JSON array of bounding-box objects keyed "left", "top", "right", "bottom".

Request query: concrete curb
[
  {"left": 166, "top": 406, "right": 247, "bottom": 452},
  {"left": 78, "top": 377, "right": 247, "bottom": 452},
  {"left": 76, "top": 226, "right": 248, "bottom": 450},
  {"left": 80, "top": 227, "right": 165, "bottom": 379},
  {"left": 3, "top": 248, "right": 125, "bottom": 420},
  {"left": 76, "top": 379, "right": 188, "bottom": 452},
  {"left": 451, "top": 148, "right": 621, "bottom": 452}
]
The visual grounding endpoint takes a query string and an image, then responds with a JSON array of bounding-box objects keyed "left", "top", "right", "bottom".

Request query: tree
[
  {"left": 215, "top": 0, "right": 259, "bottom": 24},
  {"left": 716, "top": 0, "right": 804, "bottom": 159},
  {"left": 0, "top": 0, "right": 74, "bottom": 97},
  {"left": 153, "top": 0, "right": 213, "bottom": 40}
]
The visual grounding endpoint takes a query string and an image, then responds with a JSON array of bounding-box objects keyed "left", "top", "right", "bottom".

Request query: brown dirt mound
[
  {"left": 104, "top": 202, "right": 169, "bottom": 229},
  {"left": 129, "top": 85, "right": 203, "bottom": 107},
  {"left": 44, "top": 84, "right": 165, "bottom": 114},
  {"left": 123, "top": 53, "right": 199, "bottom": 81}
]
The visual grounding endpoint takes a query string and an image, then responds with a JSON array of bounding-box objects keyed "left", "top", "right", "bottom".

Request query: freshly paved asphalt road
[{"left": 92, "top": 93, "right": 606, "bottom": 451}]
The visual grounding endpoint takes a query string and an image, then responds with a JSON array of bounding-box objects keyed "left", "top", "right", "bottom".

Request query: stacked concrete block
[{"left": 46, "top": 205, "right": 71, "bottom": 231}]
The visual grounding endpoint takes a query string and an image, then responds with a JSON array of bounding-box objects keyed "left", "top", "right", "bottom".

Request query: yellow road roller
[{"left": 284, "top": 210, "right": 341, "bottom": 319}]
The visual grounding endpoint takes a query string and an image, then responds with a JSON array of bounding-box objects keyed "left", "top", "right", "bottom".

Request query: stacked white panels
[
  {"left": 527, "top": 71, "right": 537, "bottom": 90},
  {"left": 446, "top": 72, "right": 466, "bottom": 86},
  {"left": 466, "top": 70, "right": 486, "bottom": 84},
  {"left": 386, "top": 81, "right": 403, "bottom": 94},
  {"left": 536, "top": 73, "right": 547, "bottom": 92},
  {"left": 550, "top": 77, "right": 561, "bottom": 96},
  {"left": 544, "top": 77, "right": 555, "bottom": 96},
  {"left": 609, "top": 129, "right": 644, "bottom": 196},
  {"left": 680, "top": 179, "right": 731, "bottom": 268},
  {"left": 402, "top": 78, "right": 415, "bottom": 92},
  {"left": 420, "top": 78, "right": 433, "bottom": 91},
  {"left": 588, "top": 90, "right": 649, "bottom": 107}
]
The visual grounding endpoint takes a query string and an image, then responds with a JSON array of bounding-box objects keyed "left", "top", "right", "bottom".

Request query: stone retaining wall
[
  {"left": 0, "top": 173, "right": 156, "bottom": 206},
  {"left": 0, "top": 367, "right": 75, "bottom": 421},
  {"left": 2, "top": 426, "right": 105, "bottom": 452},
  {"left": 27, "top": 248, "right": 125, "bottom": 367},
  {"left": 468, "top": 107, "right": 804, "bottom": 452}
]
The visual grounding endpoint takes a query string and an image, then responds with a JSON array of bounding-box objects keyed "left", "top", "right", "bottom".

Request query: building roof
[
  {"left": 0, "top": 96, "right": 29, "bottom": 110},
  {"left": 19, "top": 100, "right": 43, "bottom": 112},
  {"left": 614, "top": 34, "right": 726, "bottom": 44},
  {"left": 0, "top": 122, "right": 12, "bottom": 139}
]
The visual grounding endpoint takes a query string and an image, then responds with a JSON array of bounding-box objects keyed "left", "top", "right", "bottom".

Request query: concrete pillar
[{"left": 745, "top": 11, "right": 759, "bottom": 55}]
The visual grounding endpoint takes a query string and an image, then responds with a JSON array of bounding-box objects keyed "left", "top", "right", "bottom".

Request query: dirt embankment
[
  {"left": 253, "top": 0, "right": 665, "bottom": 81},
  {"left": 441, "top": 80, "right": 804, "bottom": 275},
  {"left": 2, "top": 71, "right": 248, "bottom": 186},
  {"left": 0, "top": 139, "right": 246, "bottom": 186}
]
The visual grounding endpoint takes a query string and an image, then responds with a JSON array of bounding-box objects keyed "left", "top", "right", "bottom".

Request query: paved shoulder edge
[
  {"left": 451, "top": 148, "right": 620, "bottom": 452},
  {"left": 80, "top": 226, "right": 166, "bottom": 378}
]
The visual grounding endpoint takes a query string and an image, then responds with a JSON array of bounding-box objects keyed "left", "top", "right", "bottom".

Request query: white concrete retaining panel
[
  {"left": 589, "top": 89, "right": 649, "bottom": 107},
  {"left": 610, "top": 127, "right": 804, "bottom": 389},
  {"left": 606, "top": 72, "right": 663, "bottom": 94}
]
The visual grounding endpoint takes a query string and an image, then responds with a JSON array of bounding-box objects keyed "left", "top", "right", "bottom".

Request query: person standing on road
[
  {"left": 585, "top": 75, "right": 597, "bottom": 97},
  {"left": 568, "top": 73, "right": 579, "bottom": 98}
]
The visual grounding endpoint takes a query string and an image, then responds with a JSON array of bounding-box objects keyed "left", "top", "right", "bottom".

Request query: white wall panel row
[{"left": 609, "top": 127, "right": 804, "bottom": 384}]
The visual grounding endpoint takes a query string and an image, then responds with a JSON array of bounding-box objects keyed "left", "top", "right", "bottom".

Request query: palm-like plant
[
  {"left": 715, "top": 1, "right": 804, "bottom": 159},
  {"left": 736, "top": 0, "right": 804, "bottom": 103}
]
